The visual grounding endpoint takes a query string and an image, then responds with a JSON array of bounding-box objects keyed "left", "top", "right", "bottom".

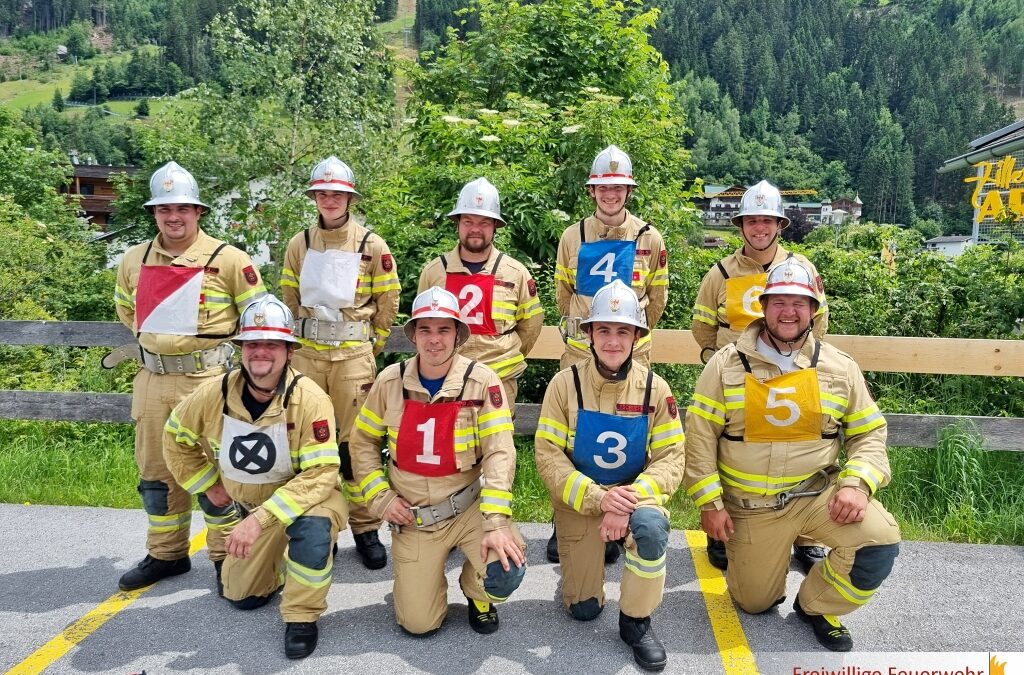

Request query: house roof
[{"left": 925, "top": 236, "right": 973, "bottom": 244}]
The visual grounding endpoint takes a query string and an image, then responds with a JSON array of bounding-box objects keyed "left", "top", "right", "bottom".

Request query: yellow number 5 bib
[{"left": 744, "top": 369, "right": 821, "bottom": 442}]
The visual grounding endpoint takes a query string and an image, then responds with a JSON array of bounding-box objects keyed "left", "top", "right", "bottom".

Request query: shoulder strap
[
  {"left": 399, "top": 361, "right": 409, "bottom": 400},
  {"left": 737, "top": 352, "right": 753, "bottom": 374},
  {"left": 141, "top": 239, "right": 155, "bottom": 264},
  {"left": 716, "top": 260, "right": 730, "bottom": 280},
  {"left": 283, "top": 373, "right": 304, "bottom": 409},
  {"left": 490, "top": 252, "right": 504, "bottom": 275},
  {"left": 221, "top": 372, "right": 231, "bottom": 415},
  {"left": 205, "top": 242, "right": 230, "bottom": 268},
  {"left": 304, "top": 227, "right": 311, "bottom": 251},
  {"left": 571, "top": 365, "right": 585, "bottom": 411},
  {"left": 810, "top": 340, "right": 821, "bottom": 368},
  {"left": 457, "top": 361, "right": 477, "bottom": 401},
  {"left": 634, "top": 224, "right": 650, "bottom": 241},
  {"left": 578, "top": 219, "right": 587, "bottom": 243},
  {"left": 357, "top": 230, "right": 372, "bottom": 254},
  {"left": 439, "top": 255, "right": 448, "bottom": 271},
  {"left": 642, "top": 368, "right": 655, "bottom": 416}
]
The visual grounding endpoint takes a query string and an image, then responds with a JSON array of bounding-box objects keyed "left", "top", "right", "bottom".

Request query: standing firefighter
[
  {"left": 280, "top": 156, "right": 400, "bottom": 570},
  {"left": 684, "top": 258, "right": 900, "bottom": 652},
  {"left": 348, "top": 287, "right": 527, "bottom": 636},
  {"left": 536, "top": 280, "right": 685, "bottom": 672},
  {"left": 110, "top": 161, "right": 267, "bottom": 592},
  {"left": 418, "top": 177, "right": 543, "bottom": 416},
  {"left": 691, "top": 179, "right": 830, "bottom": 573},
  {"left": 550, "top": 144, "right": 669, "bottom": 563},
  {"left": 163, "top": 296, "right": 346, "bottom": 659}
]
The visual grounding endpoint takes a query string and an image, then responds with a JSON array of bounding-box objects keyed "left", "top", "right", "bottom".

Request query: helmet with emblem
[
  {"left": 235, "top": 295, "right": 299, "bottom": 344},
  {"left": 446, "top": 177, "right": 506, "bottom": 227},
  {"left": 586, "top": 145, "right": 637, "bottom": 187},
  {"left": 760, "top": 258, "right": 820, "bottom": 308},
  {"left": 731, "top": 179, "right": 789, "bottom": 228},
  {"left": 580, "top": 279, "right": 649, "bottom": 337},
  {"left": 404, "top": 286, "right": 471, "bottom": 348},
  {"left": 305, "top": 155, "right": 362, "bottom": 203},
  {"left": 143, "top": 161, "right": 209, "bottom": 211}
]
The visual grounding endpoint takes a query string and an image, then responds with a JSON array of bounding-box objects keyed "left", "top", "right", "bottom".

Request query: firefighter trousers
[
  {"left": 725, "top": 483, "right": 901, "bottom": 617},
  {"left": 222, "top": 489, "right": 347, "bottom": 623},
  {"left": 553, "top": 504, "right": 670, "bottom": 619},
  {"left": 292, "top": 351, "right": 381, "bottom": 536},
  {"left": 134, "top": 367, "right": 236, "bottom": 561},
  {"left": 390, "top": 506, "right": 527, "bottom": 634}
]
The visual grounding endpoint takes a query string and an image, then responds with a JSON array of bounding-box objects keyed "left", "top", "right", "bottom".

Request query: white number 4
[{"left": 590, "top": 252, "right": 618, "bottom": 284}]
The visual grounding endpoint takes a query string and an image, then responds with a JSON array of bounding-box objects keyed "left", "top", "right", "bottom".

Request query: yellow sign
[{"left": 965, "top": 155, "right": 1024, "bottom": 223}]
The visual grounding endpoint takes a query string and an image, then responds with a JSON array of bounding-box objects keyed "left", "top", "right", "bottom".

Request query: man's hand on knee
[
  {"left": 600, "top": 485, "right": 638, "bottom": 516},
  {"left": 700, "top": 508, "right": 734, "bottom": 543},
  {"left": 481, "top": 528, "right": 525, "bottom": 571},
  {"left": 226, "top": 515, "right": 263, "bottom": 559},
  {"left": 828, "top": 486, "right": 867, "bottom": 524}
]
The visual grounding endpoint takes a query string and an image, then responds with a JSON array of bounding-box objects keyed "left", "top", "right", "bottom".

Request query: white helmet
[
  {"left": 305, "top": 156, "right": 362, "bottom": 203},
  {"left": 446, "top": 177, "right": 506, "bottom": 226},
  {"left": 761, "top": 258, "right": 820, "bottom": 307},
  {"left": 586, "top": 145, "right": 637, "bottom": 187},
  {"left": 404, "top": 286, "right": 471, "bottom": 348},
  {"left": 731, "top": 179, "right": 789, "bottom": 228},
  {"left": 580, "top": 279, "right": 649, "bottom": 337},
  {"left": 235, "top": 295, "right": 299, "bottom": 344},
  {"left": 143, "top": 161, "right": 209, "bottom": 211}
]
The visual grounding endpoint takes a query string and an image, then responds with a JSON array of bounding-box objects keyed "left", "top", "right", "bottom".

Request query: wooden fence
[{"left": 2, "top": 321, "right": 1023, "bottom": 451}]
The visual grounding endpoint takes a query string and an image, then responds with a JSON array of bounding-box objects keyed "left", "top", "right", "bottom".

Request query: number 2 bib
[
  {"left": 741, "top": 346, "right": 822, "bottom": 442},
  {"left": 570, "top": 365, "right": 652, "bottom": 484},
  {"left": 445, "top": 273, "right": 497, "bottom": 336}
]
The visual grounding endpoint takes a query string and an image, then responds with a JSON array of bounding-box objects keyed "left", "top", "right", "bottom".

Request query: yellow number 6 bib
[
  {"left": 744, "top": 369, "right": 822, "bottom": 442},
  {"left": 724, "top": 273, "right": 767, "bottom": 331}
]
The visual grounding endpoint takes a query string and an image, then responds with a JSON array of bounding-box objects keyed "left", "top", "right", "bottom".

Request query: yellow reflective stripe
[
  {"left": 689, "top": 393, "right": 726, "bottom": 425},
  {"left": 693, "top": 303, "right": 717, "bottom": 323},
  {"left": 536, "top": 417, "right": 569, "bottom": 447},
  {"left": 148, "top": 512, "right": 191, "bottom": 533},
  {"left": 265, "top": 491, "right": 303, "bottom": 525},
  {"left": 820, "top": 392, "right": 848, "bottom": 418},
  {"left": 649, "top": 270, "right": 668, "bottom": 287},
  {"left": 480, "top": 488, "right": 513, "bottom": 516},
  {"left": 821, "top": 558, "right": 875, "bottom": 605},
  {"left": 843, "top": 404, "right": 885, "bottom": 436},
  {"left": 478, "top": 410, "right": 513, "bottom": 437},
  {"left": 281, "top": 267, "right": 298, "bottom": 282},
  {"left": 694, "top": 393, "right": 725, "bottom": 412},
  {"left": 624, "top": 550, "right": 667, "bottom": 579},
  {"left": 297, "top": 442, "right": 340, "bottom": 470},
  {"left": 633, "top": 473, "right": 665, "bottom": 504},
  {"left": 839, "top": 459, "right": 884, "bottom": 495},
  {"left": 487, "top": 353, "right": 525, "bottom": 378},
  {"left": 649, "top": 421, "right": 684, "bottom": 450},
  {"left": 723, "top": 387, "right": 745, "bottom": 410},
  {"left": 562, "top": 471, "right": 592, "bottom": 512},
  {"left": 355, "top": 406, "right": 385, "bottom": 437},
  {"left": 555, "top": 264, "right": 576, "bottom": 284},
  {"left": 202, "top": 510, "right": 239, "bottom": 529},
  {"left": 286, "top": 554, "right": 333, "bottom": 589},
  {"left": 357, "top": 470, "right": 390, "bottom": 502},
  {"left": 235, "top": 286, "right": 267, "bottom": 307},
  {"left": 114, "top": 285, "right": 133, "bottom": 308},
  {"left": 718, "top": 463, "right": 816, "bottom": 495},
  {"left": 181, "top": 462, "right": 219, "bottom": 494},
  {"left": 687, "top": 473, "right": 723, "bottom": 507},
  {"left": 516, "top": 297, "right": 543, "bottom": 319}
]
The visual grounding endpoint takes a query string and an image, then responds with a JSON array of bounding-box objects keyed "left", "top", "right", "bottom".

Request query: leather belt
[
  {"left": 294, "top": 318, "right": 372, "bottom": 343},
  {"left": 403, "top": 481, "right": 482, "bottom": 530},
  {"left": 103, "top": 342, "right": 233, "bottom": 374},
  {"left": 726, "top": 468, "right": 833, "bottom": 511}
]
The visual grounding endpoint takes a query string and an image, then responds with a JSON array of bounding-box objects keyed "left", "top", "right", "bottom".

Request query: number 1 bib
[
  {"left": 577, "top": 240, "right": 636, "bottom": 297},
  {"left": 570, "top": 365, "right": 651, "bottom": 484},
  {"left": 724, "top": 273, "right": 767, "bottom": 331}
]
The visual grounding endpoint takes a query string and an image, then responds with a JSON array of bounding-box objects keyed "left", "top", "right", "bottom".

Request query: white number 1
[{"left": 415, "top": 418, "right": 441, "bottom": 464}]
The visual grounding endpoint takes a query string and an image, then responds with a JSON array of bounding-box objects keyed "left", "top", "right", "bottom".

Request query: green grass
[{"left": 0, "top": 51, "right": 142, "bottom": 110}]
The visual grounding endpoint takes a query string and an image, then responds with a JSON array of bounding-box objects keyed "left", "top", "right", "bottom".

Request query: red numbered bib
[
  {"left": 445, "top": 273, "right": 497, "bottom": 336},
  {"left": 395, "top": 400, "right": 461, "bottom": 477}
]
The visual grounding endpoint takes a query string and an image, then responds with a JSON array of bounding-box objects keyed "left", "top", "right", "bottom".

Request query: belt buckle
[
  {"left": 152, "top": 353, "right": 166, "bottom": 375},
  {"left": 773, "top": 492, "right": 790, "bottom": 510},
  {"left": 449, "top": 493, "right": 462, "bottom": 517},
  {"left": 309, "top": 318, "right": 319, "bottom": 342},
  {"left": 409, "top": 505, "right": 425, "bottom": 528},
  {"left": 192, "top": 349, "right": 205, "bottom": 371}
]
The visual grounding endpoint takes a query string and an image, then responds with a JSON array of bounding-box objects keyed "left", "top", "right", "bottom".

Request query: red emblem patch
[
  {"left": 527, "top": 279, "right": 537, "bottom": 297},
  {"left": 488, "top": 384, "right": 504, "bottom": 408},
  {"left": 632, "top": 270, "right": 641, "bottom": 282},
  {"left": 243, "top": 265, "right": 258, "bottom": 286},
  {"left": 360, "top": 382, "right": 373, "bottom": 393},
  {"left": 312, "top": 419, "right": 331, "bottom": 442},
  {"left": 816, "top": 274, "right": 824, "bottom": 293},
  {"left": 381, "top": 254, "right": 394, "bottom": 272},
  {"left": 660, "top": 250, "right": 667, "bottom": 268},
  {"left": 666, "top": 396, "right": 678, "bottom": 419}
]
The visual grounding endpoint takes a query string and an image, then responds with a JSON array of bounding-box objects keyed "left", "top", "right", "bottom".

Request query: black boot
[
  {"left": 793, "top": 545, "right": 827, "bottom": 574},
  {"left": 467, "top": 597, "right": 500, "bottom": 634},
  {"left": 214, "top": 559, "right": 224, "bottom": 597},
  {"left": 546, "top": 527, "right": 560, "bottom": 563},
  {"left": 353, "top": 530, "right": 387, "bottom": 570},
  {"left": 284, "top": 621, "right": 319, "bottom": 659},
  {"left": 118, "top": 555, "right": 191, "bottom": 591},
  {"left": 604, "top": 540, "right": 621, "bottom": 565},
  {"left": 793, "top": 598, "right": 853, "bottom": 652},
  {"left": 706, "top": 537, "right": 728, "bottom": 570},
  {"left": 618, "top": 612, "right": 667, "bottom": 672}
]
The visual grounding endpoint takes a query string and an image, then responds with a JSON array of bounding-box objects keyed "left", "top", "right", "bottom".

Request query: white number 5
[{"left": 765, "top": 387, "right": 800, "bottom": 427}]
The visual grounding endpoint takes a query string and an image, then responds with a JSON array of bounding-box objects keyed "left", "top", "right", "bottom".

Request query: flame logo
[{"left": 990, "top": 655, "right": 1006, "bottom": 675}]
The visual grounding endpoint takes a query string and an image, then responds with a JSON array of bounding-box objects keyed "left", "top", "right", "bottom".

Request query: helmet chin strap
[
  {"left": 764, "top": 318, "right": 814, "bottom": 357},
  {"left": 744, "top": 229, "right": 779, "bottom": 253},
  {"left": 589, "top": 340, "right": 635, "bottom": 380},
  {"left": 242, "top": 350, "right": 293, "bottom": 397}
]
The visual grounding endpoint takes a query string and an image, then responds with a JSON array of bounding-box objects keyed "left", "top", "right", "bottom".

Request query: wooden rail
[{"left": 2, "top": 321, "right": 1023, "bottom": 451}]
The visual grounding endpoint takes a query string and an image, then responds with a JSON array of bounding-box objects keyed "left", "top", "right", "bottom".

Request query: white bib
[
  {"left": 218, "top": 414, "right": 295, "bottom": 484},
  {"left": 299, "top": 248, "right": 361, "bottom": 310}
]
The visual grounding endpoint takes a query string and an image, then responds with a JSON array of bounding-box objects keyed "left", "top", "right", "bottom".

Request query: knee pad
[
  {"left": 138, "top": 479, "right": 169, "bottom": 515},
  {"left": 629, "top": 508, "right": 669, "bottom": 561},
  {"left": 850, "top": 543, "right": 899, "bottom": 591},
  {"left": 197, "top": 493, "right": 235, "bottom": 518},
  {"left": 483, "top": 559, "right": 525, "bottom": 602},
  {"left": 569, "top": 597, "right": 603, "bottom": 621},
  {"left": 286, "top": 515, "right": 333, "bottom": 570},
  {"left": 228, "top": 594, "right": 274, "bottom": 611},
  {"left": 338, "top": 442, "right": 354, "bottom": 482}
]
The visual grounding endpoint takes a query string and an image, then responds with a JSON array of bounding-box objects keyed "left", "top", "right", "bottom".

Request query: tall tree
[{"left": 860, "top": 108, "right": 915, "bottom": 225}]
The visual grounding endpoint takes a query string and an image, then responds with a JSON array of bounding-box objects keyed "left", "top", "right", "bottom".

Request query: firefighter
[
  {"left": 418, "top": 177, "right": 543, "bottom": 417},
  {"left": 110, "top": 161, "right": 267, "bottom": 592},
  {"left": 691, "top": 179, "right": 830, "bottom": 573},
  {"left": 684, "top": 258, "right": 900, "bottom": 652},
  {"left": 550, "top": 144, "right": 670, "bottom": 564},
  {"left": 348, "top": 287, "right": 526, "bottom": 636},
  {"left": 163, "top": 295, "right": 346, "bottom": 659},
  {"left": 280, "top": 156, "right": 400, "bottom": 570},
  {"left": 535, "top": 279, "right": 684, "bottom": 672}
]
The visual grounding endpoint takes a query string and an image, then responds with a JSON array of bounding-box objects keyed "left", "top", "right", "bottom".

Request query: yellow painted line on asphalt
[
  {"left": 684, "top": 529, "right": 759, "bottom": 675},
  {"left": 6, "top": 530, "right": 208, "bottom": 675}
]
